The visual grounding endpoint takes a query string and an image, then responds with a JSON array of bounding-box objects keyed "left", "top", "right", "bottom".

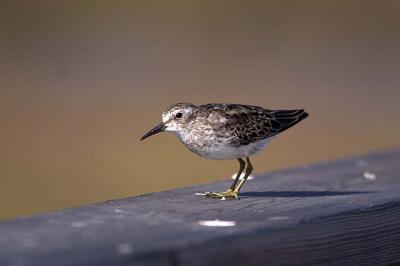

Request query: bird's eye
[{"left": 175, "top": 112, "right": 183, "bottom": 119}]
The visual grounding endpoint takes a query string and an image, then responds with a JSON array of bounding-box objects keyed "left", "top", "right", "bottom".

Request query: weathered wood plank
[{"left": 1, "top": 149, "right": 400, "bottom": 266}]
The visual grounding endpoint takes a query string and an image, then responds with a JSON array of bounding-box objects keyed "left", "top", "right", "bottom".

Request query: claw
[{"left": 205, "top": 189, "right": 239, "bottom": 200}]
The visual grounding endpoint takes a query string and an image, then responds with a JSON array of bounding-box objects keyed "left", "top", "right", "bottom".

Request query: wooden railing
[{"left": 1, "top": 149, "right": 400, "bottom": 265}]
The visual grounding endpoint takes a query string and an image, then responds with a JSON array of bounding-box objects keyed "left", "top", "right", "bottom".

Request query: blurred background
[{"left": 1, "top": 0, "right": 399, "bottom": 220}]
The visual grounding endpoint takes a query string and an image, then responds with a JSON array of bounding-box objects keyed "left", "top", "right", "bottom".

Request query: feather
[{"left": 196, "top": 104, "right": 308, "bottom": 146}]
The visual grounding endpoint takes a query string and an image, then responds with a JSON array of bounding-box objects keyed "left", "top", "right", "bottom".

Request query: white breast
[{"left": 200, "top": 138, "right": 272, "bottom": 160}]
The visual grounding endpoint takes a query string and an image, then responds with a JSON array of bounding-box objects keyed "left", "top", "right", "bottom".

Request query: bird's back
[
  {"left": 178, "top": 104, "right": 308, "bottom": 159},
  {"left": 195, "top": 103, "right": 308, "bottom": 146}
]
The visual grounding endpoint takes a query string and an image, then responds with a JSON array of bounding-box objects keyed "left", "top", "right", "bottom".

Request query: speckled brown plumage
[
  {"left": 141, "top": 102, "right": 309, "bottom": 199},
  {"left": 192, "top": 103, "right": 308, "bottom": 146},
  {"left": 142, "top": 103, "right": 308, "bottom": 159}
]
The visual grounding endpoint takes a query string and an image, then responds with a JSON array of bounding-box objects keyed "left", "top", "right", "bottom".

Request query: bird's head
[{"left": 140, "top": 103, "right": 197, "bottom": 141}]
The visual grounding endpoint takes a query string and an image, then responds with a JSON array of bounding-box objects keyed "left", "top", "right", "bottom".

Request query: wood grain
[{"left": 0, "top": 149, "right": 400, "bottom": 266}]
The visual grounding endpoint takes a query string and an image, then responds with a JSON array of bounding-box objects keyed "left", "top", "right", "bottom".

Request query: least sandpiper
[{"left": 141, "top": 103, "right": 308, "bottom": 199}]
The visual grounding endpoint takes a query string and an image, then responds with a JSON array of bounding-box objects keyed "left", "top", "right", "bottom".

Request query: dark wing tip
[
  {"left": 298, "top": 109, "right": 309, "bottom": 121},
  {"left": 269, "top": 109, "right": 309, "bottom": 133}
]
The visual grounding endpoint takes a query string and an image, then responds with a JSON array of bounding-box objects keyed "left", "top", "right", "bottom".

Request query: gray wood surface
[{"left": 1, "top": 149, "right": 400, "bottom": 266}]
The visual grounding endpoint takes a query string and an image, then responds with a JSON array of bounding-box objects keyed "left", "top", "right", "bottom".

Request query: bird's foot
[{"left": 206, "top": 189, "right": 239, "bottom": 200}]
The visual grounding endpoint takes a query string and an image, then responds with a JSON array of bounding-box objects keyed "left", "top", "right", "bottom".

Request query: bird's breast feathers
[
  {"left": 177, "top": 128, "right": 271, "bottom": 160},
  {"left": 198, "top": 138, "right": 271, "bottom": 160}
]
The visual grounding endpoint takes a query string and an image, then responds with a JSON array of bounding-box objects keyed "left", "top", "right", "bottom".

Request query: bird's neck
[{"left": 175, "top": 128, "right": 192, "bottom": 143}]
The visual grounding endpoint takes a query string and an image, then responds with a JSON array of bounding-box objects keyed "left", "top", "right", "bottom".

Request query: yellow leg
[
  {"left": 206, "top": 157, "right": 252, "bottom": 200},
  {"left": 233, "top": 157, "right": 253, "bottom": 194},
  {"left": 206, "top": 158, "right": 245, "bottom": 200},
  {"left": 230, "top": 158, "right": 246, "bottom": 190}
]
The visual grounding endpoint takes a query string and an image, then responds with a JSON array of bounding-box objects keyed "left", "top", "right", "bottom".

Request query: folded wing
[{"left": 227, "top": 108, "right": 309, "bottom": 146}]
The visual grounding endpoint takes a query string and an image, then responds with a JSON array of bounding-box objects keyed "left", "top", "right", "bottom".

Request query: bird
[{"left": 140, "top": 103, "right": 308, "bottom": 199}]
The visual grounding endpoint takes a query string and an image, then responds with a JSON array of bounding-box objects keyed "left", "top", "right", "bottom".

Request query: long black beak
[{"left": 140, "top": 122, "right": 166, "bottom": 141}]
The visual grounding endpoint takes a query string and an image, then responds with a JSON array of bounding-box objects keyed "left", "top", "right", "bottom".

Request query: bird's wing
[
  {"left": 222, "top": 107, "right": 308, "bottom": 146},
  {"left": 196, "top": 104, "right": 308, "bottom": 146}
]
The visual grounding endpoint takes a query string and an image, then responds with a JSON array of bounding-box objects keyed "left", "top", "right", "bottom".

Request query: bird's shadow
[{"left": 240, "top": 191, "right": 375, "bottom": 198}]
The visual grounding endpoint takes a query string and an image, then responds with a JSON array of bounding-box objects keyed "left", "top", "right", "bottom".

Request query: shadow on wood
[{"left": 240, "top": 190, "right": 374, "bottom": 198}]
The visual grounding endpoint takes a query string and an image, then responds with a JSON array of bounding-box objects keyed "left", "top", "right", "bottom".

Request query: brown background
[{"left": 1, "top": 0, "right": 399, "bottom": 220}]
